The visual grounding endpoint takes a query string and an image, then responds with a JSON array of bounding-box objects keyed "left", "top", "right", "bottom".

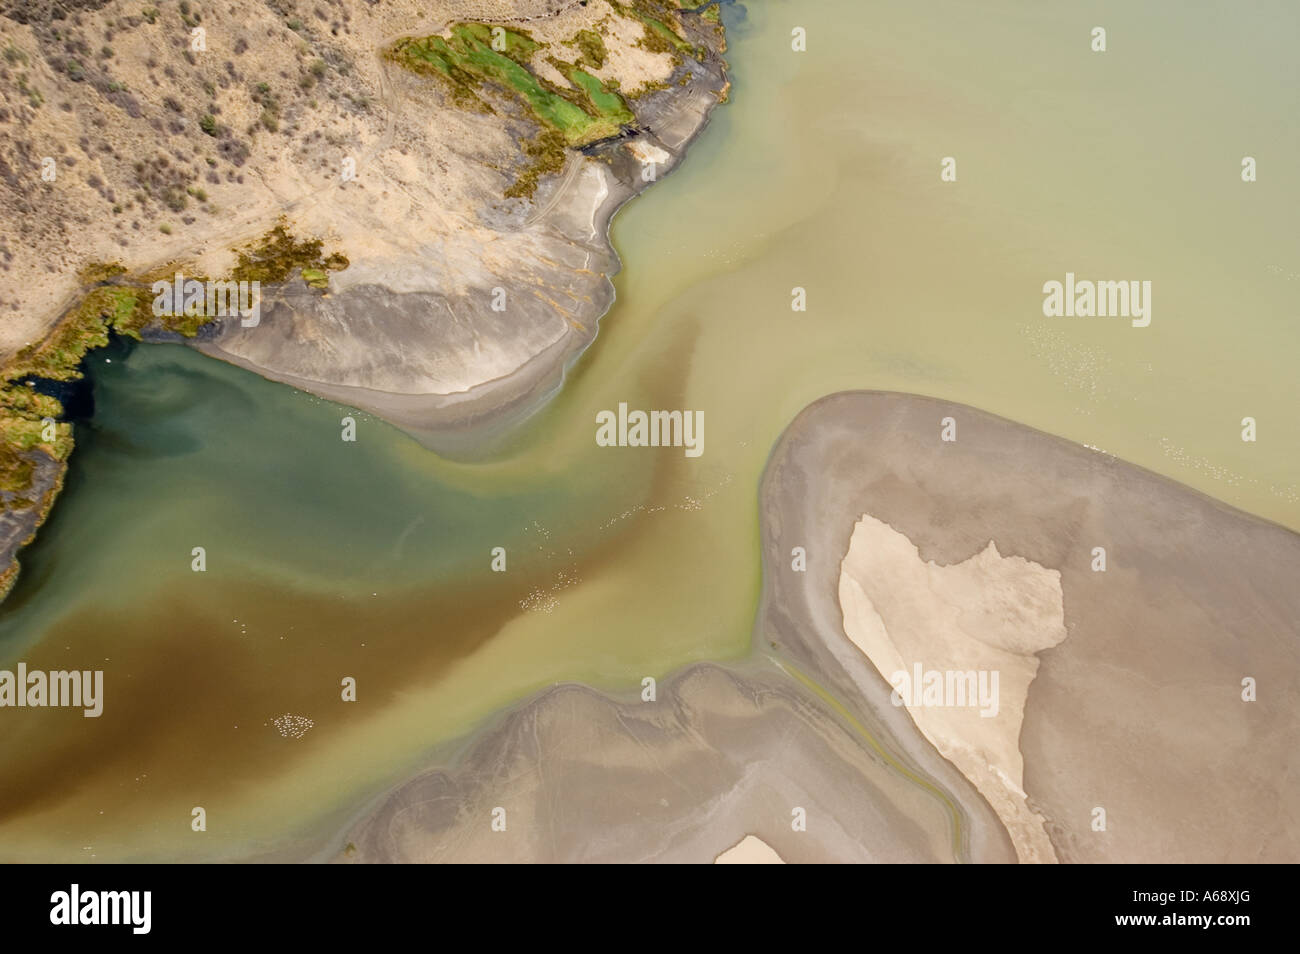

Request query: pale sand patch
[
  {"left": 714, "top": 834, "right": 786, "bottom": 864},
  {"left": 626, "top": 140, "right": 672, "bottom": 166},
  {"left": 838, "top": 514, "right": 1066, "bottom": 863}
]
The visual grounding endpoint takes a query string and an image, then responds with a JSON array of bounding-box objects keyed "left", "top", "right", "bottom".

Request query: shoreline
[
  {"left": 0, "top": 449, "right": 65, "bottom": 601},
  {"left": 192, "top": 19, "right": 730, "bottom": 457}
]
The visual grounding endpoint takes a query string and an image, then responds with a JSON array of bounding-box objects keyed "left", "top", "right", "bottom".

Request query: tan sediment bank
[
  {"left": 839, "top": 516, "right": 1067, "bottom": 863},
  {"left": 762, "top": 391, "right": 1300, "bottom": 863}
]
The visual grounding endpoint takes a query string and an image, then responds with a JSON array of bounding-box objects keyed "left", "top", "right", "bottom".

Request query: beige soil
[{"left": 839, "top": 515, "right": 1066, "bottom": 863}]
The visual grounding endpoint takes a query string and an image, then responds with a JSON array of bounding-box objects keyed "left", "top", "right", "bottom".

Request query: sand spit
[
  {"left": 336, "top": 664, "right": 981, "bottom": 864},
  {"left": 839, "top": 516, "right": 1066, "bottom": 862},
  {"left": 715, "top": 834, "right": 785, "bottom": 864},
  {"left": 762, "top": 391, "right": 1300, "bottom": 863}
]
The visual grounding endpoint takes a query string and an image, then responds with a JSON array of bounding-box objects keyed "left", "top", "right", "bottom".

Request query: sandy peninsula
[
  {"left": 838, "top": 515, "right": 1066, "bottom": 862},
  {"left": 714, "top": 834, "right": 785, "bottom": 864},
  {"left": 761, "top": 391, "right": 1300, "bottom": 863}
]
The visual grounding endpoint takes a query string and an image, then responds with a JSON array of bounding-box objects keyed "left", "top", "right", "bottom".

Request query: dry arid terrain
[{"left": 0, "top": 0, "right": 718, "bottom": 353}]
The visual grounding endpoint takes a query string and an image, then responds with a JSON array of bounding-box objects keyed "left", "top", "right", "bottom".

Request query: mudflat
[
  {"left": 760, "top": 391, "right": 1300, "bottom": 863},
  {"left": 336, "top": 663, "right": 984, "bottom": 863}
]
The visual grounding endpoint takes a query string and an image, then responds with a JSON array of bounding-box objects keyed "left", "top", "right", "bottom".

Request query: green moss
[
  {"left": 229, "top": 220, "right": 349, "bottom": 286},
  {"left": 394, "top": 26, "right": 606, "bottom": 144},
  {"left": 8, "top": 289, "right": 115, "bottom": 381},
  {"left": 301, "top": 267, "right": 328, "bottom": 289},
  {"left": 77, "top": 261, "right": 127, "bottom": 285},
  {"left": 611, "top": 1, "right": 699, "bottom": 60},
  {"left": 399, "top": 29, "right": 625, "bottom": 136},
  {"left": 5, "top": 222, "right": 346, "bottom": 384},
  {"left": 574, "top": 29, "right": 607, "bottom": 69},
  {"left": 569, "top": 69, "right": 633, "bottom": 123},
  {"left": 0, "top": 386, "right": 62, "bottom": 424},
  {"left": 628, "top": 78, "right": 671, "bottom": 99},
  {"left": 0, "top": 383, "right": 73, "bottom": 512},
  {"left": 0, "top": 409, "right": 72, "bottom": 466},
  {"left": 390, "top": 22, "right": 639, "bottom": 196},
  {"left": 504, "top": 128, "right": 568, "bottom": 200}
]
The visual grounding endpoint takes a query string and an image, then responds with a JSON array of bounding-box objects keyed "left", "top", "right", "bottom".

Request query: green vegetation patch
[
  {"left": 504, "top": 128, "right": 569, "bottom": 201},
  {"left": 0, "top": 384, "right": 72, "bottom": 514},
  {"left": 574, "top": 29, "right": 608, "bottom": 69},
  {"left": 6, "top": 222, "right": 348, "bottom": 385},
  {"left": 392, "top": 24, "right": 633, "bottom": 146},
  {"left": 8, "top": 288, "right": 122, "bottom": 381},
  {"left": 391, "top": 23, "right": 640, "bottom": 197},
  {"left": 611, "top": 1, "right": 700, "bottom": 59},
  {"left": 569, "top": 68, "right": 632, "bottom": 122},
  {"left": 230, "top": 221, "right": 350, "bottom": 285}
]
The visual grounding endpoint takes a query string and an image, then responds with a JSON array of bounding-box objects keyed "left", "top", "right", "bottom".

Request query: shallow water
[{"left": 1, "top": 0, "right": 1296, "bottom": 860}]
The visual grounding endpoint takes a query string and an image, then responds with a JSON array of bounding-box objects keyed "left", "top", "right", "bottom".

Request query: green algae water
[{"left": 2, "top": 0, "right": 1297, "bottom": 860}]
